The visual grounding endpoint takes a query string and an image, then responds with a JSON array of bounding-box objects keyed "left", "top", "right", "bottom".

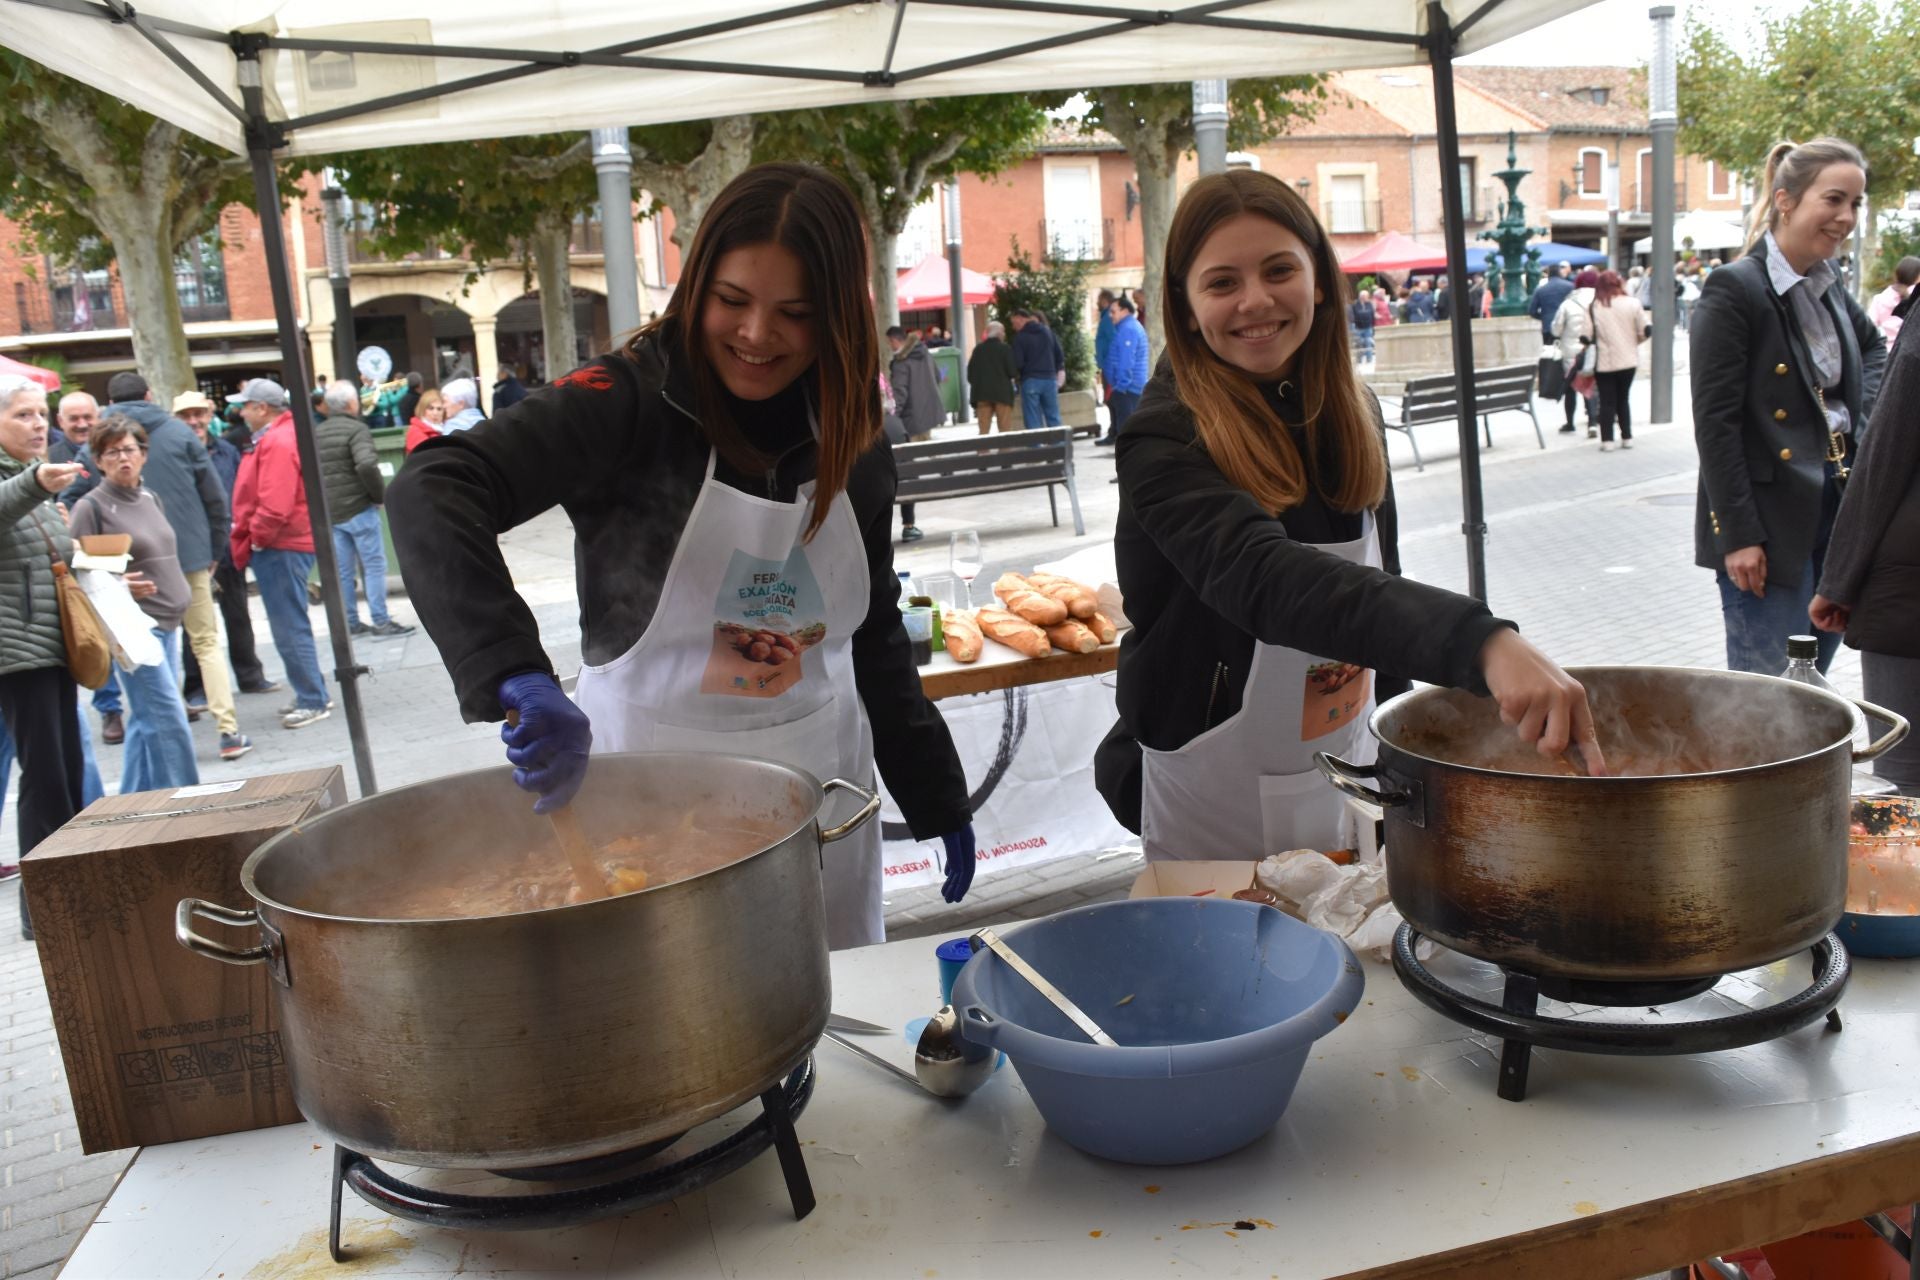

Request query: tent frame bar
[{"left": 99, "top": 0, "right": 249, "bottom": 125}]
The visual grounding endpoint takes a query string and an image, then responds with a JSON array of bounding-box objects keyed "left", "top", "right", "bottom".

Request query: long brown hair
[
  {"left": 1744, "top": 137, "right": 1868, "bottom": 250},
  {"left": 626, "top": 162, "right": 879, "bottom": 541},
  {"left": 1162, "top": 170, "right": 1385, "bottom": 515}
]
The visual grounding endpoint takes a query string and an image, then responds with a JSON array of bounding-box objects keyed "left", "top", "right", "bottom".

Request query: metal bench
[
  {"left": 892, "top": 426, "right": 1086, "bottom": 536},
  {"left": 1386, "top": 362, "right": 1545, "bottom": 471}
]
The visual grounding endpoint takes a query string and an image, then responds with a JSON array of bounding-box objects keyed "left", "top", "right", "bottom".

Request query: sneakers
[
  {"left": 1586, "top": 424, "right": 1599, "bottom": 439},
  {"left": 239, "top": 679, "right": 283, "bottom": 695},
  {"left": 186, "top": 699, "right": 206, "bottom": 723},
  {"left": 1558, "top": 424, "right": 1577, "bottom": 434},
  {"left": 219, "top": 732, "right": 254, "bottom": 761},
  {"left": 369, "top": 620, "right": 416, "bottom": 638},
  {"left": 347, "top": 620, "right": 372, "bottom": 637},
  {"left": 1599, "top": 441, "right": 1617, "bottom": 452},
  {"left": 281, "top": 705, "right": 331, "bottom": 730},
  {"left": 900, "top": 526, "right": 925, "bottom": 543},
  {"left": 279, "top": 698, "right": 334, "bottom": 717},
  {"left": 1621, "top": 438, "right": 1634, "bottom": 449},
  {"left": 0, "top": 864, "right": 17, "bottom": 882},
  {"left": 1094, "top": 434, "right": 1117, "bottom": 447},
  {"left": 100, "top": 710, "right": 124, "bottom": 744}
]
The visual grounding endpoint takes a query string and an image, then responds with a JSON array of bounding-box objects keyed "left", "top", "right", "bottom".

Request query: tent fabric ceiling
[{"left": 0, "top": 0, "right": 1601, "bottom": 157}]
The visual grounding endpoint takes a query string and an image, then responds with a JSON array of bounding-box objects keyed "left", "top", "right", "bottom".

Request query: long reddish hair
[
  {"left": 626, "top": 163, "right": 879, "bottom": 541},
  {"left": 1161, "top": 170, "right": 1385, "bottom": 515},
  {"left": 1593, "top": 270, "right": 1626, "bottom": 307}
]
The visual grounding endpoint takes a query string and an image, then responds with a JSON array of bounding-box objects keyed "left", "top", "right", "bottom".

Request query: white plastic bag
[{"left": 77, "top": 568, "right": 164, "bottom": 669}]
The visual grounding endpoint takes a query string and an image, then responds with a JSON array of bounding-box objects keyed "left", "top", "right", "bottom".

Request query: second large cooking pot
[
  {"left": 1317, "top": 667, "right": 1908, "bottom": 981},
  {"left": 176, "top": 753, "right": 877, "bottom": 1169}
]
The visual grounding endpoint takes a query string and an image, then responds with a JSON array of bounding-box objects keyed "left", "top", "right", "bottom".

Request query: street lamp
[{"left": 318, "top": 169, "right": 357, "bottom": 383}]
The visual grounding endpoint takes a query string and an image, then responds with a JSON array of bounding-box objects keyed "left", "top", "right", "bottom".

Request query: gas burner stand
[
  {"left": 1391, "top": 926, "right": 1850, "bottom": 1102},
  {"left": 328, "top": 1057, "right": 817, "bottom": 1262}
]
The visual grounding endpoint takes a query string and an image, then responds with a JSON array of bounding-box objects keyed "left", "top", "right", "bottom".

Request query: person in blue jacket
[
  {"left": 1093, "top": 289, "right": 1116, "bottom": 398},
  {"left": 1098, "top": 295, "right": 1151, "bottom": 446}
]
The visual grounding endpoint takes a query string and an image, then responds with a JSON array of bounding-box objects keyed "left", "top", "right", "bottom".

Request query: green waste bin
[
  {"left": 931, "top": 346, "right": 964, "bottom": 420},
  {"left": 371, "top": 427, "right": 407, "bottom": 592}
]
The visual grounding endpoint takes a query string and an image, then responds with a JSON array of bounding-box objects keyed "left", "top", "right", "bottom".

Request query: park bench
[
  {"left": 893, "top": 426, "right": 1086, "bottom": 536},
  {"left": 1385, "top": 362, "right": 1545, "bottom": 471}
]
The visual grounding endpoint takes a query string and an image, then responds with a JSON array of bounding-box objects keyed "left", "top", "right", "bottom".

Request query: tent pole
[
  {"left": 1425, "top": 0, "right": 1489, "bottom": 603},
  {"left": 238, "top": 50, "right": 380, "bottom": 797}
]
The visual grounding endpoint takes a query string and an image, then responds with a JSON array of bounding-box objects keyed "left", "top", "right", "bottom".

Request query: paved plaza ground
[{"left": 0, "top": 357, "right": 1870, "bottom": 1276}]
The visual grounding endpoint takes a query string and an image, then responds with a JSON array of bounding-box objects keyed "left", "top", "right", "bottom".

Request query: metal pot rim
[
  {"left": 237, "top": 750, "right": 831, "bottom": 926},
  {"left": 1369, "top": 664, "right": 1858, "bottom": 782}
]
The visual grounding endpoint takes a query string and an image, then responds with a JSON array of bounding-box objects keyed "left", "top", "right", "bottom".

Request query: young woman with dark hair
[
  {"left": 391, "top": 163, "right": 976, "bottom": 946},
  {"left": 1097, "top": 169, "right": 1602, "bottom": 859},
  {"left": 1692, "top": 137, "right": 1886, "bottom": 676}
]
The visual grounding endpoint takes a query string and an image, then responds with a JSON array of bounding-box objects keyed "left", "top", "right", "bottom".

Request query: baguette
[
  {"left": 1084, "top": 611, "right": 1119, "bottom": 645},
  {"left": 940, "top": 610, "right": 982, "bottom": 663},
  {"left": 1026, "top": 572, "right": 1099, "bottom": 619},
  {"left": 1044, "top": 620, "right": 1099, "bottom": 654},
  {"left": 975, "top": 608, "right": 1052, "bottom": 659},
  {"left": 991, "top": 572, "right": 1068, "bottom": 625}
]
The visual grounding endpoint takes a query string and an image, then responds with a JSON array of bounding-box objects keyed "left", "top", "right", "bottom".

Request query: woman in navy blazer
[{"left": 1691, "top": 138, "right": 1884, "bottom": 676}]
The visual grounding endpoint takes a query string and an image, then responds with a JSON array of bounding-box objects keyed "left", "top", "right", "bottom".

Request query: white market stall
[{"left": 0, "top": 0, "right": 1602, "bottom": 793}]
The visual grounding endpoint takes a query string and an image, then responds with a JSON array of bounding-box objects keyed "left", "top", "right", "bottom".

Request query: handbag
[
  {"left": 30, "top": 506, "right": 112, "bottom": 690},
  {"left": 1537, "top": 354, "right": 1566, "bottom": 399}
]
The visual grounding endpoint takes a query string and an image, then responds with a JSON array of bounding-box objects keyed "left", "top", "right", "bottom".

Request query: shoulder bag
[
  {"left": 1574, "top": 303, "right": 1599, "bottom": 376},
  {"left": 30, "top": 505, "right": 113, "bottom": 690}
]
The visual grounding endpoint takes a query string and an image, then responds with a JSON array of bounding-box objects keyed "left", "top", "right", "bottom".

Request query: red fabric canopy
[
  {"left": 0, "top": 353, "right": 63, "bottom": 391},
  {"left": 896, "top": 253, "right": 995, "bottom": 310},
  {"left": 1338, "top": 231, "right": 1449, "bottom": 274}
]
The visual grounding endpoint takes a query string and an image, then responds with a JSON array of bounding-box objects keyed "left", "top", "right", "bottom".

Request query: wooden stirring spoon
[{"left": 504, "top": 710, "right": 611, "bottom": 899}]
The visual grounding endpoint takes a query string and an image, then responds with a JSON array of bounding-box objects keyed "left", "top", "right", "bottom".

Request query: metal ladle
[
  {"left": 971, "top": 928, "right": 1118, "bottom": 1046},
  {"left": 820, "top": 1005, "right": 994, "bottom": 1099}
]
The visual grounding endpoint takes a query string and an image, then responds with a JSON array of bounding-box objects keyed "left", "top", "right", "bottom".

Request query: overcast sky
[{"left": 1460, "top": 0, "right": 1805, "bottom": 65}]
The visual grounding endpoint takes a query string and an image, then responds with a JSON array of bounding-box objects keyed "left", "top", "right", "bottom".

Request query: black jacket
[
  {"left": 387, "top": 335, "right": 971, "bottom": 840},
  {"left": 1691, "top": 239, "right": 1885, "bottom": 587},
  {"left": 1094, "top": 367, "right": 1511, "bottom": 832}
]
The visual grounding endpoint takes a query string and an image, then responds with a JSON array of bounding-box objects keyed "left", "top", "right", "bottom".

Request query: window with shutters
[{"left": 1577, "top": 148, "right": 1606, "bottom": 198}]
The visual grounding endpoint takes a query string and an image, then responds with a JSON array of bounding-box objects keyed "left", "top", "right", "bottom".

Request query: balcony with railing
[
  {"left": 1042, "top": 217, "right": 1114, "bottom": 264},
  {"left": 1321, "top": 199, "right": 1382, "bottom": 235}
]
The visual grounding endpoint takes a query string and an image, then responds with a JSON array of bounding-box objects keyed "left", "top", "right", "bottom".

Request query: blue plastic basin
[{"left": 950, "top": 898, "right": 1363, "bottom": 1165}]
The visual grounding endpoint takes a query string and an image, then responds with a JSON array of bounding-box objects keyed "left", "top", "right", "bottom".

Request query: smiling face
[
  {"left": 0, "top": 387, "right": 49, "bottom": 463},
  {"left": 1182, "top": 212, "right": 1323, "bottom": 381},
  {"left": 57, "top": 393, "right": 97, "bottom": 444},
  {"left": 699, "top": 242, "right": 818, "bottom": 401},
  {"left": 1774, "top": 162, "right": 1865, "bottom": 269}
]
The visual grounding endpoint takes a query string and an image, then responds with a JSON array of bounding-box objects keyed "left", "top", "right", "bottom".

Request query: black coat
[
  {"left": 1690, "top": 239, "right": 1886, "bottom": 588},
  {"left": 387, "top": 336, "right": 971, "bottom": 841},
  {"left": 1094, "top": 368, "right": 1511, "bottom": 832}
]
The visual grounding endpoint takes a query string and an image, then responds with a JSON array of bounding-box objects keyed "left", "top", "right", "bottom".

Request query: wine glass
[{"left": 949, "top": 530, "right": 983, "bottom": 608}]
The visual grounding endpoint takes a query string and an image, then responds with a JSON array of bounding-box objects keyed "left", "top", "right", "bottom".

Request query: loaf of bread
[
  {"left": 992, "top": 572, "right": 1068, "bottom": 625},
  {"left": 1044, "top": 620, "right": 1099, "bottom": 654},
  {"left": 941, "top": 610, "right": 982, "bottom": 662},
  {"left": 1084, "top": 611, "right": 1119, "bottom": 645},
  {"left": 975, "top": 608, "right": 1052, "bottom": 659},
  {"left": 1026, "top": 572, "right": 1099, "bottom": 619}
]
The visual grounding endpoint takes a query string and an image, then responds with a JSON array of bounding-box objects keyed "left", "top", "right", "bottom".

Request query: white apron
[
  {"left": 1140, "top": 514, "right": 1381, "bottom": 861},
  {"left": 574, "top": 451, "right": 882, "bottom": 948}
]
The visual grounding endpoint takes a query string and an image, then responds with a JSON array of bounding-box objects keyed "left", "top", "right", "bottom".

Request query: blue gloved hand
[
  {"left": 498, "top": 671, "right": 592, "bottom": 814},
  {"left": 940, "top": 824, "right": 977, "bottom": 904}
]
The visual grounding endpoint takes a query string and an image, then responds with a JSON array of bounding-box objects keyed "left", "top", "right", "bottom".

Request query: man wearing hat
[
  {"left": 99, "top": 372, "right": 249, "bottom": 760},
  {"left": 228, "top": 378, "right": 330, "bottom": 729}
]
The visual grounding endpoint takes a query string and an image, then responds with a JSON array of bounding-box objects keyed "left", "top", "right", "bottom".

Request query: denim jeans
[
  {"left": 332, "top": 507, "right": 391, "bottom": 626},
  {"left": 1020, "top": 377, "right": 1062, "bottom": 429},
  {"left": 1714, "top": 481, "right": 1840, "bottom": 676},
  {"left": 1107, "top": 390, "right": 1141, "bottom": 437},
  {"left": 91, "top": 663, "right": 122, "bottom": 716},
  {"left": 1350, "top": 325, "right": 1375, "bottom": 360},
  {"left": 119, "top": 627, "right": 200, "bottom": 794},
  {"left": 252, "top": 547, "right": 329, "bottom": 711}
]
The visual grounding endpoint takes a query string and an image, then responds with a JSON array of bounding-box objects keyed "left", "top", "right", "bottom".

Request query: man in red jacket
[{"left": 227, "top": 379, "right": 330, "bottom": 728}]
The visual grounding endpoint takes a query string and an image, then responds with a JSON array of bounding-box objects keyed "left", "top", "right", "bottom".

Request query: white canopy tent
[
  {"left": 1634, "top": 210, "right": 1749, "bottom": 256},
  {"left": 0, "top": 0, "right": 1602, "bottom": 791}
]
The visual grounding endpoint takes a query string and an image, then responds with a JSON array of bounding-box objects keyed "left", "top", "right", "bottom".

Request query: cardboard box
[
  {"left": 21, "top": 768, "right": 346, "bottom": 1153},
  {"left": 1129, "top": 861, "right": 1263, "bottom": 900}
]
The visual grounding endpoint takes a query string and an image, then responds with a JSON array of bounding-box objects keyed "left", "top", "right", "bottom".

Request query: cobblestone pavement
[{"left": 0, "top": 366, "right": 1866, "bottom": 1275}]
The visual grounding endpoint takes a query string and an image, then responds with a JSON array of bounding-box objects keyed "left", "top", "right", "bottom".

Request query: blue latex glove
[
  {"left": 498, "top": 672, "right": 592, "bottom": 814},
  {"left": 940, "top": 824, "right": 977, "bottom": 904}
]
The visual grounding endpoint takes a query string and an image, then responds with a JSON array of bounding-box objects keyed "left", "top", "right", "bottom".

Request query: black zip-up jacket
[
  {"left": 1094, "top": 367, "right": 1513, "bottom": 832},
  {"left": 387, "top": 335, "right": 972, "bottom": 841}
]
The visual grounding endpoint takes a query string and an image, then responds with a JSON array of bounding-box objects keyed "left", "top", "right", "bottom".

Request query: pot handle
[
  {"left": 817, "top": 778, "right": 881, "bottom": 843},
  {"left": 176, "top": 899, "right": 266, "bottom": 964},
  {"left": 1851, "top": 697, "right": 1912, "bottom": 764},
  {"left": 1314, "top": 752, "right": 1410, "bottom": 808}
]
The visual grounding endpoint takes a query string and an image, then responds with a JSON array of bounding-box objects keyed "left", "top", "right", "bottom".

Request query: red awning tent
[
  {"left": 1338, "top": 231, "right": 1451, "bottom": 274},
  {"left": 896, "top": 255, "right": 995, "bottom": 311},
  {"left": 0, "top": 353, "right": 63, "bottom": 391}
]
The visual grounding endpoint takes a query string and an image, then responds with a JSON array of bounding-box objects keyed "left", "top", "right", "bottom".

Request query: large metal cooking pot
[
  {"left": 1316, "top": 667, "right": 1908, "bottom": 981},
  {"left": 175, "top": 753, "right": 877, "bottom": 1169}
]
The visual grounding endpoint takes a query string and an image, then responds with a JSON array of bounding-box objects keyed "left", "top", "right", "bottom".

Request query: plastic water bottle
[
  {"left": 1779, "top": 635, "right": 1836, "bottom": 694},
  {"left": 897, "top": 570, "right": 917, "bottom": 608}
]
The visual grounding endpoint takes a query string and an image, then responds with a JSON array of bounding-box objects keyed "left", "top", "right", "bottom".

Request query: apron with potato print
[
  {"left": 1140, "top": 513, "right": 1380, "bottom": 862},
  {"left": 573, "top": 449, "right": 881, "bottom": 948}
]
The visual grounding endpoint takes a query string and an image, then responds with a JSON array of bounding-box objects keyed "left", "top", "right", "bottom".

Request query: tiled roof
[
  {"left": 1039, "top": 121, "right": 1126, "bottom": 152},
  {"left": 1455, "top": 66, "right": 1650, "bottom": 132},
  {"left": 1326, "top": 67, "right": 1545, "bottom": 136}
]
